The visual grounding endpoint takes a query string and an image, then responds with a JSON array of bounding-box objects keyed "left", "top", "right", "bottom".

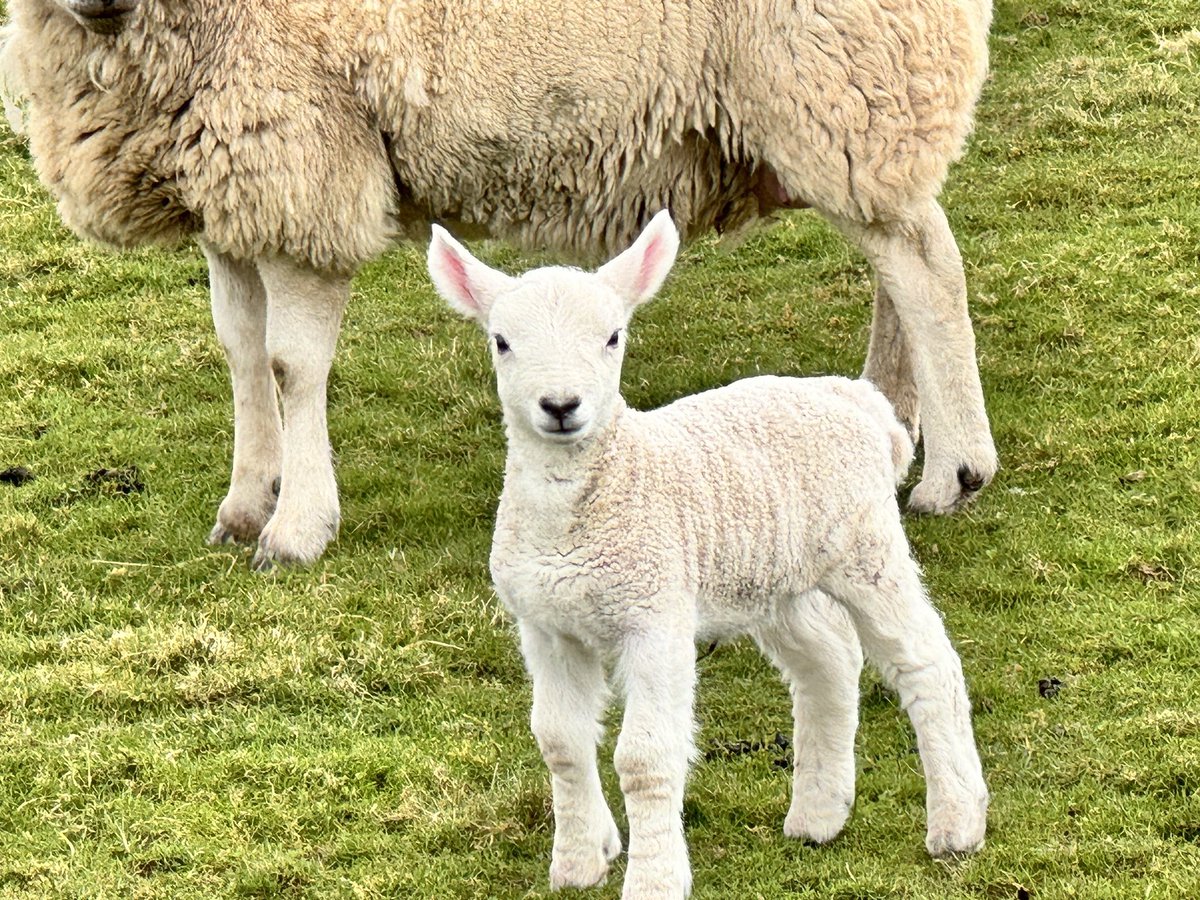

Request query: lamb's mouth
[{"left": 538, "top": 422, "right": 584, "bottom": 441}]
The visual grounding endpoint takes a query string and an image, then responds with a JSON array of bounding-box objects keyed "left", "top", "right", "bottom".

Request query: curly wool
[
  {"left": 2, "top": 0, "right": 991, "bottom": 270},
  {"left": 491, "top": 377, "right": 914, "bottom": 639}
]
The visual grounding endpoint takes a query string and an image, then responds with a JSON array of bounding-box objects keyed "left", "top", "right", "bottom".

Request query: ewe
[
  {"left": 428, "top": 211, "right": 988, "bottom": 898},
  {"left": 2, "top": 0, "right": 997, "bottom": 567}
]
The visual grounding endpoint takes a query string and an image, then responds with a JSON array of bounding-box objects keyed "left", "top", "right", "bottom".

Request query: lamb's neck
[{"left": 501, "top": 405, "right": 627, "bottom": 512}]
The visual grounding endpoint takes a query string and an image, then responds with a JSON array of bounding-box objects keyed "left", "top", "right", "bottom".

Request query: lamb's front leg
[
  {"left": 203, "top": 244, "right": 283, "bottom": 545},
  {"left": 520, "top": 623, "right": 621, "bottom": 890},
  {"left": 252, "top": 256, "right": 350, "bottom": 569},
  {"left": 614, "top": 628, "right": 696, "bottom": 899}
]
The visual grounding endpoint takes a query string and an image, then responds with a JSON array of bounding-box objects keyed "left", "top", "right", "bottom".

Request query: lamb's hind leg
[
  {"left": 204, "top": 244, "right": 282, "bottom": 545},
  {"left": 754, "top": 590, "right": 863, "bottom": 844},
  {"left": 841, "top": 200, "right": 997, "bottom": 512},
  {"left": 820, "top": 518, "right": 988, "bottom": 856},
  {"left": 252, "top": 256, "right": 350, "bottom": 569},
  {"left": 519, "top": 623, "right": 621, "bottom": 890}
]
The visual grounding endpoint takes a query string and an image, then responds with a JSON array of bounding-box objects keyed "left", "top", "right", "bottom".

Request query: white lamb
[
  {"left": 1, "top": 0, "right": 998, "bottom": 567},
  {"left": 427, "top": 211, "right": 988, "bottom": 898}
]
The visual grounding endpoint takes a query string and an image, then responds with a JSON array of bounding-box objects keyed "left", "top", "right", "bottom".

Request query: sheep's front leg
[
  {"left": 822, "top": 519, "right": 988, "bottom": 856},
  {"left": 252, "top": 256, "right": 350, "bottom": 569},
  {"left": 754, "top": 590, "right": 863, "bottom": 844},
  {"left": 204, "top": 244, "right": 282, "bottom": 545},
  {"left": 520, "top": 623, "right": 621, "bottom": 890},
  {"left": 614, "top": 628, "right": 696, "bottom": 899},
  {"left": 862, "top": 283, "right": 919, "bottom": 443}
]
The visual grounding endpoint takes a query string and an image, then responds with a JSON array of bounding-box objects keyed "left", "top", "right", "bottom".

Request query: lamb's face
[
  {"left": 428, "top": 210, "right": 680, "bottom": 446},
  {"left": 53, "top": 0, "right": 140, "bottom": 35},
  {"left": 486, "top": 272, "right": 629, "bottom": 444}
]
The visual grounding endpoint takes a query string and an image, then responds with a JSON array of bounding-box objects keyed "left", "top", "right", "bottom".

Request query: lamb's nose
[{"left": 539, "top": 396, "right": 581, "bottom": 422}]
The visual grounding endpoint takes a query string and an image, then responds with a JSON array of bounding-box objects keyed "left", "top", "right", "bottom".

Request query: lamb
[
  {"left": 1, "top": 0, "right": 998, "bottom": 568},
  {"left": 427, "top": 211, "right": 989, "bottom": 898}
]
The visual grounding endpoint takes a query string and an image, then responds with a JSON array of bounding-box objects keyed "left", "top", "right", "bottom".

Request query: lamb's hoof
[
  {"left": 925, "top": 793, "right": 988, "bottom": 858},
  {"left": 252, "top": 510, "right": 338, "bottom": 571},
  {"left": 783, "top": 794, "right": 852, "bottom": 844},
  {"left": 550, "top": 817, "right": 621, "bottom": 890},
  {"left": 621, "top": 840, "right": 691, "bottom": 899}
]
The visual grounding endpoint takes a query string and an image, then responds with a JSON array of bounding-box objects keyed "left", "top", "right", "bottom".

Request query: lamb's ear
[
  {"left": 427, "top": 225, "right": 516, "bottom": 325},
  {"left": 596, "top": 210, "right": 680, "bottom": 310}
]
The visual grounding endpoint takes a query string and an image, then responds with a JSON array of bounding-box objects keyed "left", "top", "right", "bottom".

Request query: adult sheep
[{"left": 0, "top": 0, "right": 998, "bottom": 568}]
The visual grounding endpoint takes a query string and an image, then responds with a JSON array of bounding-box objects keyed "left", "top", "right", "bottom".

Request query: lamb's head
[
  {"left": 429, "top": 211, "right": 680, "bottom": 445},
  {"left": 52, "top": 0, "right": 140, "bottom": 35}
]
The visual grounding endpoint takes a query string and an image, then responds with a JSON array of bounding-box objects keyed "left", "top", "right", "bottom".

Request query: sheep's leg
[
  {"left": 614, "top": 629, "right": 695, "bottom": 899},
  {"left": 820, "top": 519, "right": 988, "bottom": 857},
  {"left": 753, "top": 590, "right": 863, "bottom": 844},
  {"left": 863, "top": 284, "right": 919, "bottom": 443},
  {"left": 841, "top": 199, "right": 997, "bottom": 513},
  {"left": 519, "top": 622, "right": 622, "bottom": 890},
  {"left": 252, "top": 257, "right": 349, "bottom": 569},
  {"left": 203, "top": 245, "right": 282, "bottom": 545}
]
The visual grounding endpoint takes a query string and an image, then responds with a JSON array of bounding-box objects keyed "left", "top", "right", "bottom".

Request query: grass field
[{"left": 2, "top": 1, "right": 1199, "bottom": 897}]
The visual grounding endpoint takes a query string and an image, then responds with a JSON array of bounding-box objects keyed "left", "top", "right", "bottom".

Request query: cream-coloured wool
[
  {"left": 428, "top": 212, "right": 988, "bottom": 899},
  {"left": 2, "top": 0, "right": 997, "bottom": 567}
]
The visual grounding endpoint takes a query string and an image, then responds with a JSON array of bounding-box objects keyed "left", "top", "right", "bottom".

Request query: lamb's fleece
[
  {"left": 429, "top": 211, "right": 988, "bottom": 897},
  {"left": 2, "top": 0, "right": 990, "bottom": 267}
]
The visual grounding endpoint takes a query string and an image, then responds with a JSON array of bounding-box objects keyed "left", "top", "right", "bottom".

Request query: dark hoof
[
  {"left": 250, "top": 549, "right": 277, "bottom": 574},
  {"left": 957, "top": 466, "right": 987, "bottom": 494}
]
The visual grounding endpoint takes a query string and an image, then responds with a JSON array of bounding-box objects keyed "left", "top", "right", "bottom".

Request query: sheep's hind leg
[
  {"left": 820, "top": 519, "right": 988, "bottom": 856},
  {"left": 520, "top": 623, "right": 622, "bottom": 890},
  {"left": 841, "top": 199, "right": 997, "bottom": 513},
  {"left": 252, "top": 257, "right": 349, "bottom": 569},
  {"left": 863, "top": 284, "right": 919, "bottom": 444},
  {"left": 203, "top": 245, "right": 282, "bottom": 545},
  {"left": 754, "top": 590, "right": 863, "bottom": 844},
  {"left": 614, "top": 627, "right": 695, "bottom": 899}
]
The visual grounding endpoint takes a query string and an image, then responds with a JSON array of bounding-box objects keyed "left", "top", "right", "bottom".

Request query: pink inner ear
[
  {"left": 441, "top": 244, "right": 478, "bottom": 309},
  {"left": 636, "top": 235, "right": 663, "bottom": 296}
]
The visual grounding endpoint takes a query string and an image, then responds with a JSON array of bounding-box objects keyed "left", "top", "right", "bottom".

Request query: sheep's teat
[{"left": 56, "top": 0, "right": 140, "bottom": 34}]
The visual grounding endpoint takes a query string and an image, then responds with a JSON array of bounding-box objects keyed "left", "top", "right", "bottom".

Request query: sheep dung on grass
[
  {"left": 428, "top": 211, "right": 989, "bottom": 898},
  {"left": 1, "top": 0, "right": 998, "bottom": 567}
]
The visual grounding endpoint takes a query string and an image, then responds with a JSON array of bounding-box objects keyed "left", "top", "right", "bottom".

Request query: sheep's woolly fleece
[{"left": 1, "top": 0, "right": 991, "bottom": 271}]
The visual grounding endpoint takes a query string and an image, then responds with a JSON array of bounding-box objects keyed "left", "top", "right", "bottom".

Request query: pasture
[{"left": 1, "top": 1, "right": 1198, "bottom": 897}]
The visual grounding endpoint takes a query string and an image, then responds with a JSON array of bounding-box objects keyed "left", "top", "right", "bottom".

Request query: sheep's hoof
[
  {"left": 208, "top": 487, "right": 278, "bottom": 545},
  {"left": 908, "top": 466, "right": 993, "bottom": 514},
  {"left": 207, "top": 523, "right": 238, "bottom": 546},
  {"left": 957, "top": 465, "right": 987, "bottom": 494}
]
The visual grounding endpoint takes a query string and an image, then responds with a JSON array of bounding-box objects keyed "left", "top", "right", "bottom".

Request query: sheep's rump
[{"left": 3, "top": 0, "right": 991, "bottom": 268}]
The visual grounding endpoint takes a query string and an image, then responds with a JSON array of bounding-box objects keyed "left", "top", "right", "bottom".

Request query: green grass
[{"left": 2, "top": 1, "right": 1199, "bottom": 897}]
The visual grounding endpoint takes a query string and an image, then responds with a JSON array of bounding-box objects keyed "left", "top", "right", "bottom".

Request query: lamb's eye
[
  {"left": 494, "top": 335, "right": 510, "bottom": 354},
  {"left": 606, "top": 330, "right": 621, "bottom": 349}
]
